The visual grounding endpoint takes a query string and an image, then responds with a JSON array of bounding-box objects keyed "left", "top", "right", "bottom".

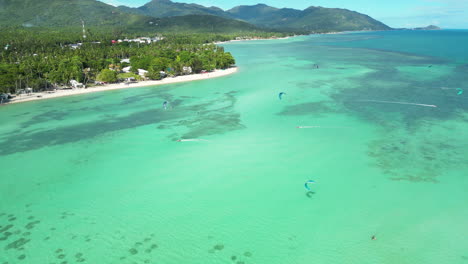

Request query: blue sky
[{"left": 100, "top": 0, "right": 468, "bottom": 29}]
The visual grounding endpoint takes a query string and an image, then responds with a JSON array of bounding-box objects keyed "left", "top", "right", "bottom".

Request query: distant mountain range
[
  {"left": 118, "top": 0, "right": 229, "bottom": 19},
  {"left": 120, "top": 0, "right": 390, "bottom": 32},
  {"left": 0, "top": 0, "right": 391, "bottom": 33},
  {"left": 226, "top": 4, "right": 390, "bottom": 31},
  {"left": 0, "top": 0, "right": 260, "bottom": 33}
]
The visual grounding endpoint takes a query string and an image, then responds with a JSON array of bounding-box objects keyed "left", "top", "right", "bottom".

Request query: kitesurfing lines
[
  {"left": 296, "top": 126, "right": 351, "bottom": 129},
  {"left": 441, "top": 87, "right": 464, "bottom": 95},
  {"left": 356, "top": 100, "right": 437, "bottom": 108},
  {"left": 176, "top": 139, "right": 210, "bottom": 142}
]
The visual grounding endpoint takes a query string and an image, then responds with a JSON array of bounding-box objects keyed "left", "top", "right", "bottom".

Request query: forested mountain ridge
[
  {"left": 0, "top": 0, "right": 390, "bottom": 33},
  {"left": 145, "top": 15, "right": 261, "bottom": 33},
  {"left": 0, "top": 0, "right": 263, "bottom": 33},
  {"left": 121, "top": 0, "right": 391, "bottom": 32},
  {"left": 283, "top": 6, "right": 390, "bottom": 31},
  {"left": 123, "top": 0, "right": 231, "bottom": 19},
  {"left": 227, "top": 5, "right": 390, "bottom": 31},
  {"left": 0, "top": 0, "right": 146, "bottom": 27}
]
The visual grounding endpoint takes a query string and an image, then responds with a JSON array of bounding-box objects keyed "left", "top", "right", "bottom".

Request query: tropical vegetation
[
  {"left": 0, "top": 0, "right": 390, "bottom": 33},
  {"left": 0, "top": 30, "right": 240, "bottom": 93},
  {"left": 0, "top": 0, "right": 393, "bottom": 95}
]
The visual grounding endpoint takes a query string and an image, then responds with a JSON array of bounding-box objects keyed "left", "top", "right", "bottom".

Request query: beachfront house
[
  {"left": 70, "top": 80, "right": 85, "bottom": 89},
  {"left": 138, "top": 69, "right": 148, "bottom": 79},
  {"left": 124, "top": 77, "right": 137, "bottom": 83},
  {"left": 120, "top": 59, "right": 130, "bottom": 64},
  {"left": 182, "top": 66, "right": 193, "bottom": 75},
  {"left": 16, "top": 88, "right": 33, "bottom": 96},
  {"left": 122, "top": 66, "right": 132, "bottom": 73}
]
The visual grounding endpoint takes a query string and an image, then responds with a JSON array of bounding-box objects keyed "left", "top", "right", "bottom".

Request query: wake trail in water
[
  {"left": 296, "top": 126, "right": 351, "bottom": 129},
  {"left": 177, "top": 139, "right": 210, "bottom": 142},
  {"left": 357, "top": 100, "right": 437, "bottom": 108}
]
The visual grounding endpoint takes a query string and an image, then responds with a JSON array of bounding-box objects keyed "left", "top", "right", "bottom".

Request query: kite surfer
[{"left": 279, "top": 92, "right": 286, "bottom": 100}]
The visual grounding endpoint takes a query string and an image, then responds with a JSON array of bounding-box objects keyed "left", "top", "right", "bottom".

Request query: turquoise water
[{"left": 1, "top": 31, "right": 468, "bottom": 264}]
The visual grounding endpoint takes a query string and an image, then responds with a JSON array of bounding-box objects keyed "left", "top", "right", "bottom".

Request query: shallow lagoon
[{"left": 1, "top": 31, "right": 467, "bottom": 264}]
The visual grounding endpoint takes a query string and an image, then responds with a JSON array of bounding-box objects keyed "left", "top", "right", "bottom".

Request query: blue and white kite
[{"left": 304, "top": 180, "right": 315, "bottom": 191}]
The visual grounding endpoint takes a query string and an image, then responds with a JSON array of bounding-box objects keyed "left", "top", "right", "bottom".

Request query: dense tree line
[{"left": 0, "top": 29, "right": 286, "bottom": 93}]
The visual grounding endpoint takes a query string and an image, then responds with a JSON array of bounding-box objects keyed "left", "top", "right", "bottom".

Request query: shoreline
[
  {"left": 6, "top": 67, "right": 238, "bottom": 105},
  {"left": 3, "top": 30, "right": 380, "bottom": 106},
  {"left": 214, "top": 35, "right": 295, "bottom": 44},
  {"left": 214, "top": 29, "right": 386, "bottom": 45}
]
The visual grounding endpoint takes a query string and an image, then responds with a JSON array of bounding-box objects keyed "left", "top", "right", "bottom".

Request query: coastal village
[{"left": 0, "top": 33, "right": 236, "bottom": 104}]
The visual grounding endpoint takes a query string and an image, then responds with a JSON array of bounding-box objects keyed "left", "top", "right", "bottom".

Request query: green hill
[
  {"left": 226, "top": 4, "right": 302, "bottom": 28},
  {"left": 116, "top": 0, "right": 391, "bottom": 32},
  {"left": 131, "top": 0, "right": 231, "bottom": 18},
  {"left": 226, "top": 5, "right": 390, "bottom": 31},
  {"left": 226, "top": 4, "right": 283, "bottom": 22},
  {"left": 0, "top": 0, "right": 390, "bottom": 33},
  {"left": 0, "top": 0, "right": 147, "bottom": 27},
  {"left": 114, "top": 0, "right": 390, "bottom": 32},
  {"left": 288, "top": 6, "right": 390, "bottom": 32},
  {"left": 0, "top": 0, "right": 263, "bottom": 33},
  {"left": 141, "top": 15, "right": 262, "bottom": 33}
]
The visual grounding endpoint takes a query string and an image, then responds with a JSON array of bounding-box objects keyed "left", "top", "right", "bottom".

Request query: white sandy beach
[
  {"left": 7, "top": 67, "right": 238, "bottom": 105},
  {"left": 214, "top": 36, "right": 293, "bottom": 44}
]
